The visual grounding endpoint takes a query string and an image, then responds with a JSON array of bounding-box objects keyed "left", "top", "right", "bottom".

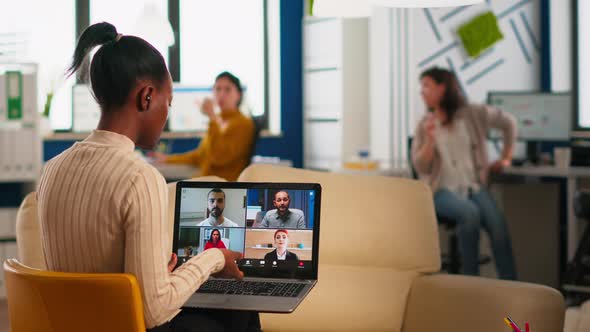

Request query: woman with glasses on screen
[
  {"left": 204, "top": 229, "right": 227, "bottom": 250},
  {"left": 264, "top": 230, "right": 299, "bottom": 262},
  {"left": 151, "top": 72, "right": 255, "bottom": 181},
  {"left": 411, "top": 67, "right": 517, "bottom": 280},
  {"left": 37, "top": 22, "right": 260, "bottom": 331}
]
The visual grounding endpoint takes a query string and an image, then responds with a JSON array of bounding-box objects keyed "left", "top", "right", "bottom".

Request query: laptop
[{"left": 173, "top": 181, "right": 322, "bottom": 313}]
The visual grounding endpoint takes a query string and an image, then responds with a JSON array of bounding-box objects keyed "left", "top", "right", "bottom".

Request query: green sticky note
[
  {"left": 457, "top": 11, "right": 503, "bottom": 58},
  {"left": 6, "top": 71, "right": 23, "bottom": 120}
]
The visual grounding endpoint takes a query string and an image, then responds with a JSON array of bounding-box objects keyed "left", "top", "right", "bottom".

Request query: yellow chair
[{"left": 3, "top": 258, "right": 146, "bottom": 332}]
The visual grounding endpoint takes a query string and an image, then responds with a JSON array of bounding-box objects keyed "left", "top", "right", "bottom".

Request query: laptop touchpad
[{"left": 188, "top": 295, "right": 229, "bottom": 305}]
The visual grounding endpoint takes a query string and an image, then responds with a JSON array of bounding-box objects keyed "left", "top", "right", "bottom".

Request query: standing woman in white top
[
  {"left": 411, "top": 67, "right": 517, "bottom": 280},
  {"left": 37, "top": 22, "right": 260, "bottom": 331}
]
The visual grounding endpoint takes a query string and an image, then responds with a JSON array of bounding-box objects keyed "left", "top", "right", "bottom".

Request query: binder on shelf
[
  {"left": 6, "top": 71, "right": 22, "bottom": 121},
  {"left": 1, "top": 129, "right": 15, "bottom": 180},
  {"left": 0, "top": 72, "right": 5, "bottom": 122},
  {"left": 22, "top": 71, "right": 36, "bottom": 123},
  {"left": 13, "top": 129, "right": 23, "bottom": 178},
  {"left": 10, "top": 208, "right": 17, "bottom": 238},
  {"left": 0, "top": 74, "right": 6, "bottom": 181},
  {"left": 27, "top": 128, "right": 36, "bottom": 178}
]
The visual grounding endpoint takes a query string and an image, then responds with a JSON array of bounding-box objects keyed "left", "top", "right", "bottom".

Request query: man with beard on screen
[
  {"left": 260, "top": 191, "right": 305, "bottom": 228},
  {"left": 197, "top": 188, "right": 239, "bottom": 227}
]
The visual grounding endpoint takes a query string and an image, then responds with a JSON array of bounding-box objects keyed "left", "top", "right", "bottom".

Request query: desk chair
[
  {"left": 407, "top": 137, "right": 490, "bottom": 274},
  {"left": 251, "top": 210, "right": 266, "bottom": 228},
  {"left": 3, "top": 258, "right": 146, "bottom": 332},
  {"left": 246, "top": 115, "right": 265, "bottom": 167}
]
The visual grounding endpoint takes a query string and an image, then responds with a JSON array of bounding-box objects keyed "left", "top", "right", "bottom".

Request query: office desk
[
  {"left": 153, "top": 160, "right": 294, "bottom": 182},
  {"left": 500, "top": 166, "right": 590, "bottom": 261},
  {"left": 334, "top": 166, "right": 411, "bottom": 178}
]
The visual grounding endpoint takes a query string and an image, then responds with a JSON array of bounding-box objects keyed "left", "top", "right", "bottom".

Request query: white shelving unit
[
  {"left": 303, "top": 17, "right": 369, "bottom": 171},
  {"left": 0, "top": 63, "right": 41, "bottom": 298}
]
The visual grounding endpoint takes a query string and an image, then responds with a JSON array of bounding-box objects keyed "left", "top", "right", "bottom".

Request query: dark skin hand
[{"left": 168, "top": 250, "right": 244, "bottom": 280}]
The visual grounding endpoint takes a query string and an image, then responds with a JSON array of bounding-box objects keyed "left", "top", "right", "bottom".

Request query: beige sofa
[
  {"left": 565, "top": 301, "right": 590, "bottom": 332},
  {"left": 16, "top": 164, "right": 565, "bottom": 332}
]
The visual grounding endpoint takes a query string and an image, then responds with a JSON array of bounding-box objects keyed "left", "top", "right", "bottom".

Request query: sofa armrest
[{"left": 402, "top": 274, "right": 564, "bottom": 332}]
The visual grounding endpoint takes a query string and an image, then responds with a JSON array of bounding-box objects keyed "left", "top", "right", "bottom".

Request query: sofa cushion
[
  {"left": 15, "top": 192, "right": 46, "bottom": 269},
  {"left": 238, "top": 164, "right": 441, "bottom": 272},
  {"left": 260, "top": 264, "right": 418, "bottom": 332}
]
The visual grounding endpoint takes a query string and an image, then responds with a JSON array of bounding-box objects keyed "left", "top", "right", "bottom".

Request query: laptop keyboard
[{"left": 197, "top": 279, "right": 306, "bottom": 297}]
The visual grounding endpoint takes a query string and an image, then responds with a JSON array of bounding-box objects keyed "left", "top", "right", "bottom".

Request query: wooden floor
[{"left": 0, "top": 300, "right": 9, "bottom": 332}]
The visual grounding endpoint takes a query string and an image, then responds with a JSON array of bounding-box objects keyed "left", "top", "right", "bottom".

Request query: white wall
[
  {"left": 550, "top": 0, "right": 572, "bottom": 92},
  {"left": 370, "top": 8, "right": 411, "bottom": 168},
  {"left": 371, "top": 0, "right": 541, "bottom": 166}
]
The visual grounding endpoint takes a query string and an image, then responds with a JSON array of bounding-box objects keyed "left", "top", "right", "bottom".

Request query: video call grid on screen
[{"left": 173, "top": 182, "right": 321, "bottom": 278}]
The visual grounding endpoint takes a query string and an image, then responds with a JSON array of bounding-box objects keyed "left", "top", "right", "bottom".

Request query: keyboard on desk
[{"left": 197, "top": 279, "right": 306, "bottom": 297}]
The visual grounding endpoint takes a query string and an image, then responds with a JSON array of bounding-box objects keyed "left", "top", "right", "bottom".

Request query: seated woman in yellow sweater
[{"left": 153, "top": 72, "right": 255, "bottom": 181}]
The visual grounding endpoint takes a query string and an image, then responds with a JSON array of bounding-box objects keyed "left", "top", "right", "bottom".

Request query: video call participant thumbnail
[
  {"left": 259, "top": 191, "right": 305, "bottom": 228},
  {"left": 197, "top": 188, "right": 239, "bottom": 227},
  {"left": 204, "top": 228, "right": 226, "bottom": 250},
  {"left": 264, "top": 229, "right": 299, "bottom": 262}
]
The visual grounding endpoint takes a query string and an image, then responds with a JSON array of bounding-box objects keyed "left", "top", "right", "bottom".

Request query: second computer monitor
[
  {"left": 488, "top": 91, "right": 571, "bottom": 141},
  {"left": 168, "top": 85, "right": 212, "bottom": 132}
]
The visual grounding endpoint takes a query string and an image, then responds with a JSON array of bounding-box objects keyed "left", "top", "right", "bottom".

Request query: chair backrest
[
  {"left": 15, "top": 192, "right": 46, "bottom": 269},
  {"left": 407, "top": 136, "right": 419, "bottom": 180},
  {"left": 246, "top": 115, "right": 264, "bottom": 167},
  {"left": 574, "top": 190, "right": 590, "bottom": 220},
  {"left": 238, "top": 164, "right": 441, "bottom": 272},
  {"left": 3, "top": 258, "right": 146, "bottom": 332}
]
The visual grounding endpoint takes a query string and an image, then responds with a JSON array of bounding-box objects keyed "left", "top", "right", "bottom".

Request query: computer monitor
[
  {"left": 168, "top": 85, "right": 212, "bottom": 132},
  {"left": 574, "top": 0, "right": 590, "bottom": 137},
  {"left": 487, "top": 91, "right": 571, "bottom": 141},
  {"left": 72, "top": 84, "right": 212, "bottom": 132},
  {"left": 72, "top": 84, "right": 101, "bottom": 132}
]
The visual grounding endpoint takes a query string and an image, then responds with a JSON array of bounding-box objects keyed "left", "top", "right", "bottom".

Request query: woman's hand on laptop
[
  {"left": 214, "top": 249, "right": 245, "bottom": 280},
  {"left": 167, "top": 253, "right": 178, "bottom": 273}
]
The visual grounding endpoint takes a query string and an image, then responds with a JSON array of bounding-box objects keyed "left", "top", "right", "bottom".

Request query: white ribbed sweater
[{"left": 37, "top": 130, "right": 224, "bottom": 328}]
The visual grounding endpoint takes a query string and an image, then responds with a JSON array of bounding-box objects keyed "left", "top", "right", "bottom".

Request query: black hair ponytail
[
  {"left": 66, "top": 22, "right": 168, "bottom": 111},
  {"left": 66, "top": 22, "right": 118, "bottom": 77}
]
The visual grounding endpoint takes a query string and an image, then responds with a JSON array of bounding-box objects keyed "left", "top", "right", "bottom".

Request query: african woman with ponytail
[{"left": 37, "top": 22, "right": 260, "bottom": 331}]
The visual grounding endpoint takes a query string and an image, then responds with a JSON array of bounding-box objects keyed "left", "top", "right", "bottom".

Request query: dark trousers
[{"left": 147, "top": 309, "right": 261, "bottom": 332}]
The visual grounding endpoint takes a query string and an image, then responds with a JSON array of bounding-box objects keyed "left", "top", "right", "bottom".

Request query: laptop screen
[{"left": 173, "top": 182, "right": 321, "bottom": 280}]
